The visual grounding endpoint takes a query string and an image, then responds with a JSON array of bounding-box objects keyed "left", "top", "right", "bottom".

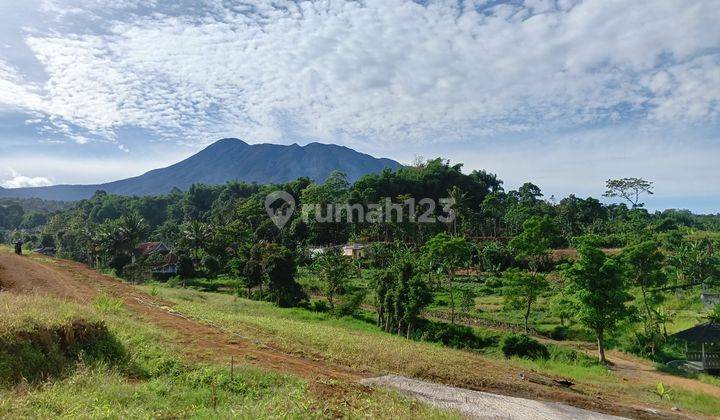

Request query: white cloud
[
  {"left": 1, "top": 169, "right": 53, "bottom": 188},
  {"left": 0, "top": 0, "right": 717, "bottom": 146}
]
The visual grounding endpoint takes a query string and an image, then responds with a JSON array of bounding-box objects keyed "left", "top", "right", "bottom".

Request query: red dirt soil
[{"left": 0, "top": 252, "right": 360, "bottom": 381}]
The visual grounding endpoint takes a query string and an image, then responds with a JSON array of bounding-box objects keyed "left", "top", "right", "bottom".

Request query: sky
[{"left": 0, "top": 0, "right": 718, "bottom": 212}]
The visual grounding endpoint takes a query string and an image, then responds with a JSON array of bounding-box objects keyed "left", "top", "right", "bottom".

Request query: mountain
[{"left": 0, "top": 139, "right": 402, "bottom": 201}]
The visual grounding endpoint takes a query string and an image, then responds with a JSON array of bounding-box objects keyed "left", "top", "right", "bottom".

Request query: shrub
[
  {"left": 177, "top": 256, "right": 194, "bottom": 279},
  {"left": 92, "top": 294, "right": 124, "bottom": 313},
  {"left": 500, "top": 333, "right": 549, "bottom": 360},
  {"left": 334, "top": 290, "right": 366, "bottom": 317},
  {"left": 548, "top": 345, "right": 598, "bottom": 366},
  {"left": 549, "top": 325, "right": 569, "bottom": 341},
  {"left": 310, "top": 300, "right": 330, "bottom": 313},
  {"left": 122, "top": 261, "right": 151, "bottom": 283},
  {"left": 418, "top": 321, "right": 497, "bottom": 350}
]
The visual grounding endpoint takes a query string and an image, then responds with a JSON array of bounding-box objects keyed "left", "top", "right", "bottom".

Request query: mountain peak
[{"left": 0, "top": 139, "right": 402, "bottom": 201}]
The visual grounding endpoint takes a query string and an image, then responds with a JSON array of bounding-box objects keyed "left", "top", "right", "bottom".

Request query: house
[
  {"left": 135, "top": 241, "right": 171, "bottom": 256},
  {"left": 671, "top": 321, "right": 720, "bottom": 373},
  {"left": 135, "top": 241, "right": 178, "bottom": 278},
  {"left": 342, "top": 243, "right": 367, "bottom": 259}
]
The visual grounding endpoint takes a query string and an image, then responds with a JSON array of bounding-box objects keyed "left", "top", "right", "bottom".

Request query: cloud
[
  {"left": 0, "top": 0, "right": 717, "bottom": 146},
  {"left": 1, "top": 169, "right": 53, "bottom": 188}
]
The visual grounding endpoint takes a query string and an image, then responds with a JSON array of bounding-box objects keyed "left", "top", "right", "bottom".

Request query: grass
[
  {"left": 140, "top": 284, "right": 720, "bottom": 417},
  {"left": 0, "top": 294, "right": 98, "bottom": 337},
  {"left": 142, "top": 286, "right": 626, "bottom": 386},
  {"left": 0, "top": 289, "right": 453, "bottom": 418}
]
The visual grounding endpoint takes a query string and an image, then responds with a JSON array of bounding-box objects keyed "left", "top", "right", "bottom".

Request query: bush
[
  {"left": 334, "top": 291, "right": 366, "bottom": 317},
  {"left": 122, "top": 261, "right": 151, "bottom": 283},
  {"left": 501, "top": 333, "right": 549, "bottom": 360},
  {"left": 310, "top": 300, "right": 330, "bottom": 313},
  {"left": 548, "top": 345, "right": 598, "bottom": 366},
  {"left": 549, "top": 325, "right": 569, "bottom": 341},
  {"left": 418, "top": 321, "right": 497, "bottom": 350}
]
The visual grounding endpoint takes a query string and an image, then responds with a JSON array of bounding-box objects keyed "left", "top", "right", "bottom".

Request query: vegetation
[{"left": 4, "top": 161, "right": 720, "bottom": 416}]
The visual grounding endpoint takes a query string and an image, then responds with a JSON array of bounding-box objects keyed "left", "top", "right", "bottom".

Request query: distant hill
[{"left": 0, "top": 139, "right": 402, "bottom": 201}]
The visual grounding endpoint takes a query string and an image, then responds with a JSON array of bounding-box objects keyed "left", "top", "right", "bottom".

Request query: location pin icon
[{"left": 265, "top": 190, "right": 296, "bottom": 229}]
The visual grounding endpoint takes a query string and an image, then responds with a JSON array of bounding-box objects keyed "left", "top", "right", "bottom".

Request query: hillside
[
  {"left": 0, "top": 139, "right": 402, "bottom": 201},
  {"left": 3, "top": 249, "right": 713, "bottom": 418}
]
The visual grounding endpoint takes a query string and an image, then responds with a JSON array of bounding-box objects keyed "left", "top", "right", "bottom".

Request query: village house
[
  {"left": 342, "top": 243, "right": 367, "bottom": 259},
  {"left": 134, "top": 241, "right": 178, "bottom": 278}
]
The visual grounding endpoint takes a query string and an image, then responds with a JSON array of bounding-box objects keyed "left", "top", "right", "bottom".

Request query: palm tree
[
  {"left": 447, "top": 186, "right": 468, "bottom": 236},
  {"left": 181, "top": 220, "right": 212, "bottom": 262}
]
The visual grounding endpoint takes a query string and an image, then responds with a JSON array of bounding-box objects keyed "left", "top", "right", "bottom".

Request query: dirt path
[
  {"left": 364, "top": 375, "right": 627, "bottom": 420},
  {"left": 435, "top": 308, "right": 720, "bottom": 402},
  {"left": 572, "top": 343, "right": 720, "bottom": 399},
  {"left": 0, "top": 252, "right": 360, "bottom": 381}
]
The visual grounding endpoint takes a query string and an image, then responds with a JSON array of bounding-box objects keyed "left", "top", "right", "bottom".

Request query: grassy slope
[
  {"left": 142, "top": 285, "right": 720, "bottom": 417},
  {"left": 0, "top": 291, "right": 452, "bottom": 418}
]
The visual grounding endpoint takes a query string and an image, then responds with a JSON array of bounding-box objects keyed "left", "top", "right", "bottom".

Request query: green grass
[
  {"left": 0, "top": 294, "right": 98, "bottom": 337},
  {"left": 141, "top": 284, "right": 720, "bottom": 417},
  {"left": 141, "top": 286, "right": 625, "bottom": 387},
  {"left": 91, "top": 294, "right": 125, "bottom": 314},
  {"left": 0, "top": 289, "right": 453, "bottom": 418}
]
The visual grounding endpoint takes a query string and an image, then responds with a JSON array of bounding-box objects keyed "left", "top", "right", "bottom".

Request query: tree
[
  {"left": 260, "top": 243, "right": 307, "bottom": 307},
  {"left": 563, "top": 243, "right": 632, "bottom": 363},
  {"left": 242, "top": 257, "right": 264, "bottom": 297},
  {"left": 509, "top": 215, "right": 556, "bottom": 272},
  {"left": 549, "top": 292, "right": 575, "bottom": 327},
  {"left": 502, "top": 268, "right": 548, "bottom": 333},
  {"left": 422, "top": 233, "right": 472, "bottom": 324},
  {"left": 459, "top": 286, "right": 476, "bottom": 314},
  {"left": 180, "top": 220, "right": 212, "bottom": 262},
  {"left": 313, "top": 247, "right": 354, "bottom": 310},
  {"left": 373, "top": 252, "right": 432, "bottom": 338},
  {"left": 603, "top": 178, "right": 654, "bottom": 208},
  {"left": 620, "top": 241, "right": 668, "bottom": 354},
  {"left": 447, "top": 186, "right": 468, "bottom": 236}
]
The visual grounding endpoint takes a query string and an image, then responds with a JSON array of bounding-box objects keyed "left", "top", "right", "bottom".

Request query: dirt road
[
  {"left": 363, "top": 375, "right": 627, "bottom": 420},
  {"left": 0, "top": 252, "right": 360, "bottom": 381}
]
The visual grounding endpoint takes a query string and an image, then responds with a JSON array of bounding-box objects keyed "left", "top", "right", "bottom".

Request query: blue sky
[{"left": 0, "top": 0, "right": 718, "bottom": 212}]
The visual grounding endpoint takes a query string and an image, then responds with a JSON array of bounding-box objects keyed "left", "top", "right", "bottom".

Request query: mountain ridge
[{"left": 0, "top": 139, "right": 402, "bottom": 201}]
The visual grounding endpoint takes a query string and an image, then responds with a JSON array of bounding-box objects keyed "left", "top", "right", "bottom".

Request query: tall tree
[
  {"left": 422, "top": 233, "right": 472, "bottom": 324},
  {"left": 603, "top": 178, "right": 654, "bottom": 208},
  {"left": 502, "top": 268, "right": 548, "bottom": 333},
  {"left": 313, "top": 247, "right": 354, "bottom": 310},
  {"left": 509, "top": 215, "right": 557, "bottom": 273},
  {"left": 620, "top": 241, "right": 668, "bottom": 354},
  {"left": 563, "top": 243, "right": 632, "bottom": 363}
]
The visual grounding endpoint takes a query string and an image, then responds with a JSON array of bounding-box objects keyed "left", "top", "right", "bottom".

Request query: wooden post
[{"left": 702, "top": 342, "right": 706, "bottom": 371}]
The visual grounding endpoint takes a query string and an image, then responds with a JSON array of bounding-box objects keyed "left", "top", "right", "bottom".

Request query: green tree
[
  {"left": 563, "top": 243, "right": 632, "bottom": 363},
  {"left": 603, "top": 178, "right": 654, "bottom": 208},
  {"left": 709, "top": 304, "right": 720, "bottom": 323},
  {"left": 549, "top": 292, "right": 575, "bottom": 327},
  {"left": 180, "top": 220, "right": 212, "bottom": 262},
  {"left": 509, "top": 215, "right": 556, "bottom": 272},
  {"left": 313, "top": 247, "right": 354, "bottom": 310},
  {"left": 502, "top": 268, "right": 548, "bottom": 333},
  {"left": 620, "top": 241, "right": 668, "bottom": 354},
  {"left": 422, "top": 233, "right": 472, "bottom": 324},
  {"left": 260, "top": 243, "right": 307, "bottom": 307}
]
